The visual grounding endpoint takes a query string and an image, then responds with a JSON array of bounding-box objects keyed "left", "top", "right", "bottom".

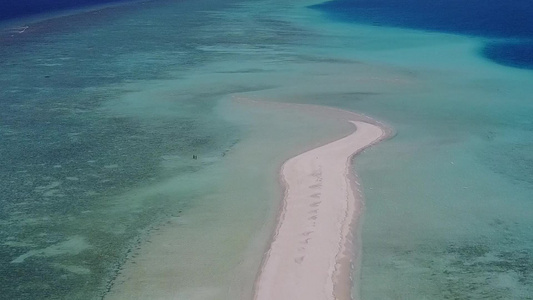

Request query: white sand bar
[{"left": 254, "top": 121, "right": 385, "bottom": 300}]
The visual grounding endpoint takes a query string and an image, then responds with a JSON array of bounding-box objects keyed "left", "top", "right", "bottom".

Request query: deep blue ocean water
[
  {"left": 311, "top": 0, "right": 533, "bottom": 70},
  {"left": 0, "top": 0, "right": 131, "bottom": 22}
]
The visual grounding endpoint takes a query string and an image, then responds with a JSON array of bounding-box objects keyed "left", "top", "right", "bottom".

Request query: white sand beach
[{"left": 254, "top": 121, "right": 386, "bottom": 300}]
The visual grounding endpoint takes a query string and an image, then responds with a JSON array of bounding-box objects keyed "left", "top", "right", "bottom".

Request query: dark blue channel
[
  {"left": 0, "top": 0, "right": 132, "bottom": 22},
  {"left": 311, "top": 0, "right": 533, "bottom": 70}
]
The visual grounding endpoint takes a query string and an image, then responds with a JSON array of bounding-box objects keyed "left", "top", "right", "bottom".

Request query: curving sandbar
[{"left": 254, "top": 121, "right": 385, "bottom": 300}]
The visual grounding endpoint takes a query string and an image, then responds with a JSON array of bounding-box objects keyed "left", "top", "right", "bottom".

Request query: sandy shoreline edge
[
  {"left": 101, "top": 98, "right": 392, "bottom": 300},
  {"left": 253, "top": 114, "right": 390, "bottom": 300}
]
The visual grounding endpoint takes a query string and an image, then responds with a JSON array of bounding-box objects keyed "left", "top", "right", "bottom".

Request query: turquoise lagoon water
[
  {"left": 1, "top": 0, "right": 533, "bottom": 299},
  {"left": 301, "top": 1, "right": 533, "bottom": 298},
  {"left": 0, "top": 0, "right": 352, "bottom": 298},
  {"left": 0, "top": 0, "right": 246, "bottom": 298}
]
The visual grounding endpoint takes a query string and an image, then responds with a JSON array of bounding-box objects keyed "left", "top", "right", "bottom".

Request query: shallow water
[
  {"left": 0, "top": 1, "right": 245, "bottom": 298},
  {"left": 0, "top": 0, "right": 351, "bottom": 298},
  {"left": 1, "top": 0, "right": 532, "bottom": 299},
  {"left": 230, "top": 2, "right": 533, "bottom": 298},
  {"left": 291, "top": 8, "right": 533, "bottom": 299}
]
